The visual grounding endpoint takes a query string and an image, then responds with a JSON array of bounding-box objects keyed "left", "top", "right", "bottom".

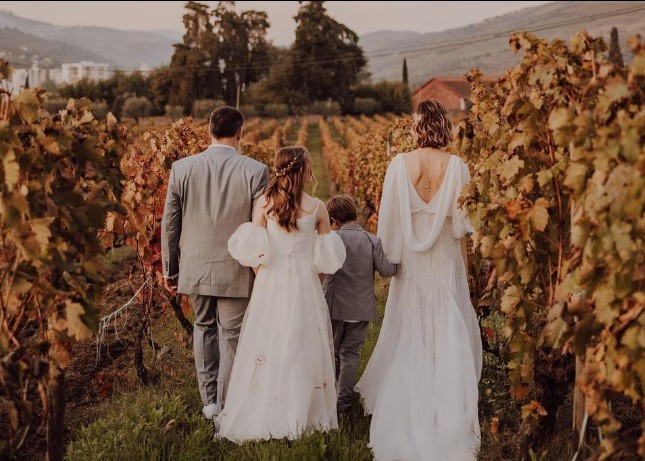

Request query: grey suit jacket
[
  {"left": 161, "top": 144, "right": 269, "bottom": 297},
  {"left": 323, "top": 223, "right": 398, "bottom": 322}
]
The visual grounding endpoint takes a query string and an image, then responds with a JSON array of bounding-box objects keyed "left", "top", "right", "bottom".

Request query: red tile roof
[{"left": 412, "top": 77, "right": 496, "bottom": 99}]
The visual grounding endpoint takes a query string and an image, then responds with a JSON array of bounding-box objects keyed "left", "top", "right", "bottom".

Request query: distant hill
[
  {"left": 0, "top": 27, "right": 105, "bottom": 67},
  {"left": 0, "top": 10, "right": 176, "bottom": 68},
  {"left": 149, "top": 29, "right": 184, "bottom": 42},
  {"left": 360, "top": 1, "right": 645, "bottom": 87},
  {"left": 2, "top": 2, "right": 644, "bottom": 85}
]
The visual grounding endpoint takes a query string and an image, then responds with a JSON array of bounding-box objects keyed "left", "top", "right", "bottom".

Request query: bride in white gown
[
  {"left": 215, "top": 146, "right": 346, "bottom": 442},
  {"left": 356, "top": 99, "right": 483, "bottom": 461}
]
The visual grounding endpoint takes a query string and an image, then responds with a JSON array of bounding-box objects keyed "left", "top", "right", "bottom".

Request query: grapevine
[{"left": 0, "top": 61, "right": 126, "bottom": 458}]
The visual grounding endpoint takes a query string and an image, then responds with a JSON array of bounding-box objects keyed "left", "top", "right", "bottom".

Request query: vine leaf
[
  {"left": 528, "top": 198, "right": 549, "bottom": 232},
  {"left": 3, "top": 149, "right": 20, "bottom": 189},
  {"left": 64, "top": 301, "right": 94, "bottom": 340},
  {"left": 499, "top": 156, "right": 524, "bottom": 183}
]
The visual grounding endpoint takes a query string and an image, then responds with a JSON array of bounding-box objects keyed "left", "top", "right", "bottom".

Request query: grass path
[
  {"left": 284, "top": 117, "right": 300, "bottom": 145},
  {"left": 307, "top": 120, "right": 333, "bottom": 202},
  {"left": 67, "top": 281, "right": 387, "bottom": 461}
]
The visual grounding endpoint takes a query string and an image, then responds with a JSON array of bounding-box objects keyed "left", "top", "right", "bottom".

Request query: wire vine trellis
[{"left": 95, "top": 276, "right": 151, "bottom": 365}]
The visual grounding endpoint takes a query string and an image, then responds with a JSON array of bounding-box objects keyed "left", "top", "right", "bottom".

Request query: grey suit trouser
[
  {"left": 190, "top": 295, "right": 248, "bottom": 411},
  {"left": 332, "top": 319, "right": 370, "bottom": 412}
]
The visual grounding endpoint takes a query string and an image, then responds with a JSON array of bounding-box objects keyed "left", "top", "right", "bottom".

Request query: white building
[
  {"left": 28, "top": 63, "right": 47, "bottom": 87},
  {"left": 1, "top": 61, "right": 114, "bottom": 94},
  {"left": 126, "top": 63, "right": 153, "bottom": 78},
  {"left": 61, "top": 61, "right": 110, "bottom": 84},
  {"left": 9, "top": 68, "right": 27, "bottom": 93},
  {"left": 8, "top": 63, "right": 49, "bottom": 93},
  {"left": 48, "top": 68, "right": 63, "bottom": 85}
]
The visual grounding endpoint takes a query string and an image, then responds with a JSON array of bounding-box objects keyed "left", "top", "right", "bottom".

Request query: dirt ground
[{"left": 13, "top": 253, "right": 147, "bottom": 461}]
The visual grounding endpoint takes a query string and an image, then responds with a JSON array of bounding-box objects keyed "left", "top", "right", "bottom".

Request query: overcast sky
[{"left": 1, "top": 1, "right": 552, "bottom": 45}]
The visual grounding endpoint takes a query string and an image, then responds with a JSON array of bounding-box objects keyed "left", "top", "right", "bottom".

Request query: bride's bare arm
[
  {"left": 252, "top": 196, "right": 269, "bottom": 274},
  {"left": 253, "top": 195, "right": 268, "bottom": 228},
  {"left": 315, "top": 200, "right": 332, "bottom": 235},
  {"left": 316, "top": 200, "right": 331, "bottom": 282}
]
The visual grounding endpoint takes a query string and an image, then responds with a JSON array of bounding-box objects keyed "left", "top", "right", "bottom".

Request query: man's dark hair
[{"left": 209, "top": 106, "right": 245, "bottom": 139}]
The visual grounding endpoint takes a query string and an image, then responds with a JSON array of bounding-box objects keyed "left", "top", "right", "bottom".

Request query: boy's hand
[{"left": 164, "top": 276, "right": 178, "bottom": 295}]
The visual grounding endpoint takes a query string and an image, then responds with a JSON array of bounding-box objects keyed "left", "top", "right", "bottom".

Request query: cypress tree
[
  {"left": 402, "top": 58, "right": 409, "bottom": 85},
  {"left": 608, "top": 26, "right": 624, "bottom": 68}
]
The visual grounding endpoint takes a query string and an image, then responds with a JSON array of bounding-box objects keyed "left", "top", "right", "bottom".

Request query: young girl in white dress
[{"left": 215, "top": 146, "right": 346, "bottom": 442}]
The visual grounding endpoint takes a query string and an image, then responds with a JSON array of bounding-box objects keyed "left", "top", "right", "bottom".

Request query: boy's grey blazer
[
  {"left": 323, "top": 224, "right": 398, "bottom": 322},
  {"left": 161, "top": 145, "right": 269, "bottom": 297}
]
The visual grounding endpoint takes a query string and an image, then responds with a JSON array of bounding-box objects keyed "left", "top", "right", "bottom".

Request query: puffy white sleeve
[
  {"left": 314, "top": 232, "right": 346, "bottom": 274},
  {"left": 452, "top": 160, "right": 475, "bottom": 239},
  {"left": 228, "top": 223, "right": 271, "bottom": 267},
  {"left": 377, "top": 156, "right": 404, "bottom": 264}
]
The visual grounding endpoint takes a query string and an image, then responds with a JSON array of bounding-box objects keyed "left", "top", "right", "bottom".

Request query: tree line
[{"left": 53, "top": 1, "right": 411, "bottom": 121}]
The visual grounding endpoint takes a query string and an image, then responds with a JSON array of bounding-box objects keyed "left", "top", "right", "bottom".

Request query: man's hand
[{"left": 164, "top": 276, "right": 178, "bottom": 295}]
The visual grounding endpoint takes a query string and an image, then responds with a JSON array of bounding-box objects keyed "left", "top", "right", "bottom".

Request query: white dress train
[
  {"left": 355, "top": 154, "right": 483, "bottom": 461},
  {"left": 215, "top": 209, "right": 346, "bottom": 443}
]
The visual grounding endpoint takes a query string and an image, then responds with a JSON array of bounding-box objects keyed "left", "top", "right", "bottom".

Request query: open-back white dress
[{"left": 355, "top": 154, "right": 482, "bottom": 461}]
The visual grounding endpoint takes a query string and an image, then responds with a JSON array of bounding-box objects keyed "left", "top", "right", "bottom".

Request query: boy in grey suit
[
  {"left": 161, "top": 107, "right": 269, "bottom": 421},
  {"left": 323, "top": 195, "right": 398, "bottom": 414}
]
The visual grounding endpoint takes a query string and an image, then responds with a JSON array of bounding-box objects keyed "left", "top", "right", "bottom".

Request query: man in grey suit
[
  {"left": 323, "top": 195, "right": 398, "bottom": 414},
  {"left": 161, "top": 106, "right": 269, "bottom": 420}
]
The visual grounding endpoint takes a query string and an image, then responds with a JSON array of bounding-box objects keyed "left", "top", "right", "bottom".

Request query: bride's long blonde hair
[{"left": 265, "top": 146, "right": 315, "bottom": 231}]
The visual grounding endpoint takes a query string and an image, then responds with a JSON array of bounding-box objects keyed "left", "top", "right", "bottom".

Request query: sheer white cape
[{"left": 377, "top": 153, "right": 475, "bottom": 262}]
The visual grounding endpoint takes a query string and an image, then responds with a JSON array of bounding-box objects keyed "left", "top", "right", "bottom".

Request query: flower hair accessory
[
  {"left": 273, "top": 154, "right": 301, "bottom": 177},
  {"left": 412, "top": 112, "right": 423, "bottom": 123}
]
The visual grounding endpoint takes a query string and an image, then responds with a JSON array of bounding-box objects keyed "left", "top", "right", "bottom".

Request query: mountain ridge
[
  {"left": 0, "top": 10, "right": 175, "bottom": 68},
  {"left": 360, "top": 1, "right": 645, "bottom": 86},
  {"left": 1, "top": 2, "right": 644, "bottom": 86}
]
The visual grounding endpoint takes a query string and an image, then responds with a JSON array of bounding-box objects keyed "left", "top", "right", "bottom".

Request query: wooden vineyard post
[
  {"left": 46, "top": 368, "right": 65, "bottom": 461},
  {"left": 569, "top": 141, "right": 587, "bottom": 456},
  {"left": 573, "top": 356, "right": 585, "bottom": 432}
]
